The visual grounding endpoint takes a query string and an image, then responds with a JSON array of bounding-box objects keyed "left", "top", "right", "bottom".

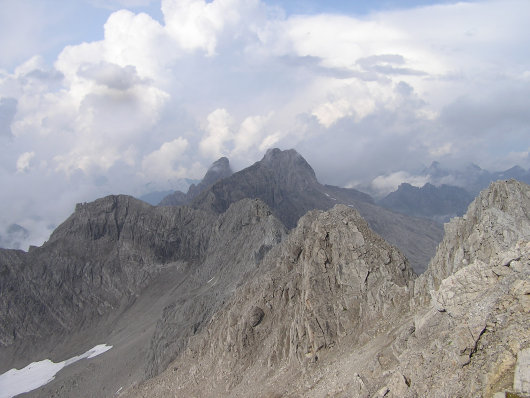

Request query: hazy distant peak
[{"left": 202, "top": 156, "right": 232, "bottom": 186}]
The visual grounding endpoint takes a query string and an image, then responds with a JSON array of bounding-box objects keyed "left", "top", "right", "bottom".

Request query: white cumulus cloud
[{"left": 16, "top": 151, "right": 35, "bottom": 173}]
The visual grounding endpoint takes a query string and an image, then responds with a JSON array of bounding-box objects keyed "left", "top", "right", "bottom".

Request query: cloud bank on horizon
[{"left": 0, "top": 0, "right": 529, "bottom": 248}]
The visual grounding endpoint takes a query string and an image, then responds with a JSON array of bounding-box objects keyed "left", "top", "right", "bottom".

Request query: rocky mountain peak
[
  {"left": 159, "top": 156, "right": 233, "bottom": 206},
  {"left": 200, "top": 156, "right": 232, "bottom": 187},
  {"left": 260, "top": 148, "right": 318, "bottom": 188},
  {"left": 414, "top": 179, "right": 530, "bottom": 302},
  {"left": 131, "top": 204, "right": 415, "bottom": 396}
]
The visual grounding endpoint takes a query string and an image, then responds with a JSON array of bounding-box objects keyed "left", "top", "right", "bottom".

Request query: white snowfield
[{"left": 0, "top": 344, "right": 112, "bottom": 398}]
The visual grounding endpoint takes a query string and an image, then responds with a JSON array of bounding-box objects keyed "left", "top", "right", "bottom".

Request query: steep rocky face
[
  {"left": 191, "top": 148, "right": 328, "bottom": 228},
  {"left": 145, "top": 198, "right": 286, "bottom": 377},
  {"left": 159, "top": 157, "right": 233, "bottom": 206},
  {"left": 378, "top": 182, "right": 474, "bottom": 222},
  {"left": 126, "top": 179, "right": 530, "bottom": 398},
  {"left": 127, "top": 204, "right": 415, "bottom": 397},
  {"left": 414, "top": 179, "right": 530, "bottom": 303},
  {"left": 393, "top": 180, "right": 530, "bottom": 397},
  {"left": 0, "top": 195, "right": 215, "bottom": 350},
  {"left": 190, "top": 148, "right": 442, "bottom": 274}
]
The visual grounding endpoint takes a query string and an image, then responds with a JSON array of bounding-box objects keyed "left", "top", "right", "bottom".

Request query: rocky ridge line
[
  {"left": 189, "top": 148, "right": 442, "bottom": 274},
  {"left": 125, "top": 179, "right": 530, "bottom": 398}
]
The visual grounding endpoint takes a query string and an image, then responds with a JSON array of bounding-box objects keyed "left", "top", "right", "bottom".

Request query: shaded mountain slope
[
  {"left": 1, "top": 196, "right": 286, "bottom": 397},
  {"left": 0, "top": 196, "right": 215, "bottom": 352},
  {"left": 145, "top": 198, "right": 286, "bottom": 377},
  {"left": 190, "top": 148, "right": 442, "bottom": 273}
]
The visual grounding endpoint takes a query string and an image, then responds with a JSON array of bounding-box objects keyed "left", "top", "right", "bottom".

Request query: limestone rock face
[
  {"left": 415, "top": 179, "right": 530, "bottom": 304},
  {"left": 126, "top": 180, "right": 530, "bottom": 398},
  {"left": 0, "top": 195, "right": 215, "bottom": 348},
  {"left": 127, "top": 204, "right": 415, "bottom": 396},
  {"left": 395, "top": 240, "right": 530, "bottom": 397},
  {"left": 386, "top": 180, "right": 530, "bottom": 397}
]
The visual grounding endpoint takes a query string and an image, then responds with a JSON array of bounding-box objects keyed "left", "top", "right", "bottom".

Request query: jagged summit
[
  {"left": 190, "top": 148, "right": 441, "bottom": 273},
  {"left": 415, "top": 178, "right": 530, "bottom": 299},
  {"left": 260, "top": 148, "right": 318, "bottom": 189},
  {"left": 159, "top": 156, "right": 233, "bottom": 206},
  {"left": 189, "top": 156, "right": 232, "bottom": 195}
]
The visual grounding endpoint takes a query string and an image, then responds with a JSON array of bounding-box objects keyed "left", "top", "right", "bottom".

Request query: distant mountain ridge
[
  {"left": 364, "top": 162, "right": 530, "bottom": 222},
  {"left": 187, "top": 148, "right": 442, "bottom": 273},
  {"left": 421, "top": 161, "right": 530, "bottom": 195},
  {"left": 378, "top": 182, "right": 474, "bottom": 222}
]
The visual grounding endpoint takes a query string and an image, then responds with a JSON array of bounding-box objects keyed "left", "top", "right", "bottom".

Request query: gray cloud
[
  {"left": 357, "top": 54, "right": 427, "bottom": 76},
  {"left": 0, "top": 0, "right": 529, "bottom": 249},
  {"left": 0, "top": 97, "right": 17, "bottom": 138},
  {"left": 78, "top": 63, "right": 145, "bottom": 91}
]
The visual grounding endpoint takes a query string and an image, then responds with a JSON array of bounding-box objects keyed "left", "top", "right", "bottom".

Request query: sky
[{"left": 0, "top": 0, "right": 529, "bottom": 248}]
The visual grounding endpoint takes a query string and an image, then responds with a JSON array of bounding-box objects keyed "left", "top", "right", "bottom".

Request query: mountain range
[
  {"left": 378, "top": 182, "right": 474, "bottom": 222},
  {"left": 0, "top": 149, "right": 529, "bottom": 398},
  {"left": 363, "top": 162, "right": 530, "bottom": 222}
]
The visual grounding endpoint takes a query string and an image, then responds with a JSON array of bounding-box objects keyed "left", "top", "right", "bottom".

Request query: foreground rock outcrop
[
  {"left": 126, "top": 180, "right": 530, "bottom": 398},
  {"left": 127, "top": 204, "right": 415, "bottom": 397}
]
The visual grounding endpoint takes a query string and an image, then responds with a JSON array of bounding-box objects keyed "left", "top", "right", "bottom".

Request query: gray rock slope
[
  {"left": 159, "top": 157, "right": 233, "bottom": 206},
  {"left": 126, "top": 179, "right": 530, "bottom": 398},
  {"left": 190, "top": 148, "right": 442, "bottom": 274},
  {"left": 0, "top": 196, "right": 215, "bottom": 354},
  {"left": 1, "top": 196, "right": 287, "bottom": 397},
  {"left": 145, "top": 198, "right": 286, "bottom": 377},
  {"left": 127, "top": 203, "right": 415, "bottom": 397}
]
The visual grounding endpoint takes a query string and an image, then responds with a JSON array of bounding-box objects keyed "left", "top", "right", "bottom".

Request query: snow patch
[{"left": 0, "top": 344, "right": 112, "bottom": 398}]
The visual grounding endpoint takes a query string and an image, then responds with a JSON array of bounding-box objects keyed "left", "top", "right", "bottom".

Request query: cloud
[
  {"left": 1, "top": 0, "right": 530, "bottom": 248},
  {"left": 199, "top": 108, "right": 234, "bottom": 159},
  {"left": 356, "top": 54, "right": 426, "bottom": 76},
  {"left": 16, "top": 151, "right": 35, "bottom": 173},
  {"left": 370, "top": 171, "right": 431, "bottom": 197},
  {"left": 142, "top": 137, "right": 189, "bottom": 178},
  {"left": 78, "top": 62, "right": 144, "bottom": 90},
  {"left": 0, "top": 98, "right": 17, "bottom": 137}
]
